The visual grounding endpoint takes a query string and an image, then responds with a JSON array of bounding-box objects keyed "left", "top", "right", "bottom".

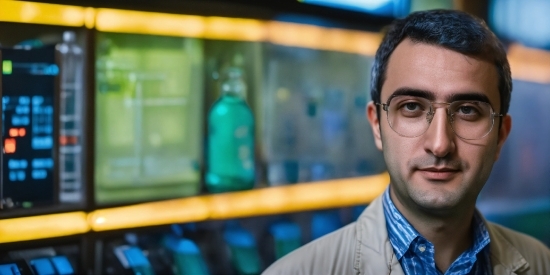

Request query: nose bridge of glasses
[
  {"left": 427, "top": 102, "right": 452, "bottom": 122},
  {"left": 430, "top": 102, "right": 452, "bottom": 113}
]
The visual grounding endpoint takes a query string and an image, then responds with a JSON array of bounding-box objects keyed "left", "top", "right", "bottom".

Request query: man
[{"left": 263, "top": 9, "right": 550, "bottom": 275}]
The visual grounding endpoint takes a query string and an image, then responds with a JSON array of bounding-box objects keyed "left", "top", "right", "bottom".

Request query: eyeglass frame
[{"left": 375, "top": 94, "right": 504, "bottom": 140}]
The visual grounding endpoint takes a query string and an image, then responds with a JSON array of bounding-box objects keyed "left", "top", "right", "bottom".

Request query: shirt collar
[
  {"left": 383, "top": 187, "right": 419, "bottom": 260},
  {"left": 382, "top": 187, "right": 491, "bottom": 260},
  {"left": 470, "top": 211, "right": 491, "bottom": 256}
]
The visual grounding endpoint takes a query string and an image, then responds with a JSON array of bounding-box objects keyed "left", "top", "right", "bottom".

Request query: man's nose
[{"left": 423, "top": 107, "right": 456, "bottom": 158}]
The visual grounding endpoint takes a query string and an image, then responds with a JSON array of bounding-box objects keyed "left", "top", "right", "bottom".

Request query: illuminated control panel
[{"left": 1, "top": 46, "right": 58, "bottom": 210}]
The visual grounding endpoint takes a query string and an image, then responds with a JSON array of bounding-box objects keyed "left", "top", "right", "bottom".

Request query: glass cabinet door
[{"left": 95, "top": 32, "right": 203, "bottom": 205}]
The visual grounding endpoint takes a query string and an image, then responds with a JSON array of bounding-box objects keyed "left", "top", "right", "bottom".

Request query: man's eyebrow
[
  {"left": 388, "top": 88, "right": 492, "bottom": 104},
  {"left": 388, "top": 88, "right": 435, "bottom": 101},
  {"left": 446, "top": 92, "right": 491, "bottom": 104}
]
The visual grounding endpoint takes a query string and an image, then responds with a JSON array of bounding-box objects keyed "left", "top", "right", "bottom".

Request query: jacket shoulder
[
  {"left": 262, "top": 222, "right": 358, "bottom": 275},
  {"left": 488, "top": 222, "right": 550, "bottom": 273}
]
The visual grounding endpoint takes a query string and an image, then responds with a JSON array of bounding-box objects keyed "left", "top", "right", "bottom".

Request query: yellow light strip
[
  {"left": 0, "top": 212, "right": 89, "bottom": 243},
  {"left": 508, "top": 43, "right": 550, "bottom": 84},
  {"left": 0, "top": 1, "right": 382, "bottom": 56},
  {"left": 88, "top": 173, "right": 388, "bottom": 231},
  {"left": 84, "top": 7, "right": 96, "bottom": 29},
  {"left": 266, "top": 21, "right": 382, "bottom": 56},
  {"left": 206, "top": 172, "right": 389, "bottom": 219},
  {"left": 95, "top": 8, "right": 205, "bottom": 38},
  {"left": 88, "top": 197, "right": 209, "bottom": 231},
  {"left": 0, "top": 0, "right": 87, "bottom": 27},
  {"left": 203, "top": 16, "right": 266, "bottom": 41},
  {"left": 0, "top": 173, "right": 388, "bottom": 240}
]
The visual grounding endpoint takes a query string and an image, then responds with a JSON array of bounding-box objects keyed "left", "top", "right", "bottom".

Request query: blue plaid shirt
[{"left": 383, "top": 188, "right": 492, "bottom": 275}]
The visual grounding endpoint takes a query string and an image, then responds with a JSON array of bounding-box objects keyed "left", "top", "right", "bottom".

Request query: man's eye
[
  {"left": 403, "top": 102, "right": 421, "bottom": 111},
  {"left": 454, "top": 103, "right": 485, "bottom": 121},
  {"left": 458, "top": 106, "right": 475, "bottom": 114},
  {"left": 456, "top": 105, "right": 481, "bottom": 116}
]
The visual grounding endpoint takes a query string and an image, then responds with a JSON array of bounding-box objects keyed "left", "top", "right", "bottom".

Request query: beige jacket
[{"left": 263, "top": 195, "right": 550, "bottom": 275}]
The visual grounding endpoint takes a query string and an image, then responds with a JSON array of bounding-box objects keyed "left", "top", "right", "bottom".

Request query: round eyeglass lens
[
  {"left": 385, "top": 96, "right": 496, "bottom": 139},
  {"left": 449, "top": 101, "right": 494, "bottom": 140},
  {"left": 386, "top": 96, "right": 431, "bottom": 138}
]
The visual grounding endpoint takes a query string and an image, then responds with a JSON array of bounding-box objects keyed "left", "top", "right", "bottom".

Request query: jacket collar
[
  {"left": 355, "top": 194, "right": 404, "bottom": 274},
  {"left": 356, "top": 195, "right": 388, "bottom": 253},
  {"left": 355, "top": 193, "right": 530, "bottom": 275},
  {"left": 482, "top": 213, "right": 530, "bottom": 274}
]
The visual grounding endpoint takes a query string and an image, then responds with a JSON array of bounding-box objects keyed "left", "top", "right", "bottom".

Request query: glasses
[{"left": 376, "top": 95, "right": 503, "bottom": 140}]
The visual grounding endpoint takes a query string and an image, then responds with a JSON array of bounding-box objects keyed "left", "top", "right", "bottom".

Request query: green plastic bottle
[{"left": 206, "top": 67, "right": 255, "bottom": 193}]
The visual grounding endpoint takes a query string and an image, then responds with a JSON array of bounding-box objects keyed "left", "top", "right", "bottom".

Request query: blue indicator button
[
  {"left": 32, "top": 64, "right": 59, "bottom": 76},
  {"left": 8, "top": 160, "right": 28, "bottom": 169},
  {"left": 12, "top": 116, "right": 30, "bottom": 126},
  {"left": 123, "top": 247, "right": 151, "bottom": 268},
  {"left": 17, "top": 171, "right": 26, "bottom": 181},
  {"left": 32, "top": 158, "right": 54, "bottom": 169},
  {"left": 8, "top": 160, "right": 20, "bottom": 169},
  {"left": 0, "top": 263, "right": 20, "bottom": 275},
  {"left": 223, "top": 228, "right": 256, "bottom": 248},
  {"left": 19, "top": 96, "right": 30, "bottom": 105},
  {"left": 270, "top": 222, "right": 301, "bottom": 241},
  {"left": 8, "top": 171, "right": 26, "bottom": 181},
  {"left": 9, "top": 171, "right": 17, "bottom": 181},
  {"left": 51, "top": 256, "right": 74, "bottom": 275},
  {"left": 32, "top": 96, "right": 44, "bottom": 106},
  {"left": 30, "top": 258, "right": 55, "bottom": 275},
  {"left": 32, "top": 137, "right": 53, "bottom": 150},
  {"left": 15, "top": 105, "right": 30, "bottom": 114},
  {"left": 32, "top": 170, "right": 47, "bottom": 180}
]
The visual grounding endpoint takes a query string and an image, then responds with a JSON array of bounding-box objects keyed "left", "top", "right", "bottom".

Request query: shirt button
[{"left": 418, "top": 244, "right": 426, "bottom": 253}]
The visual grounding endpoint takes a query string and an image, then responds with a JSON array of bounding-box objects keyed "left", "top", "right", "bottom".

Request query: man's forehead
[
  {"left": 382, "top": 39, "right": 500, "bottom": 107},
  {"left": 389, "top": 39, "right": 484, "bottom": 72}
]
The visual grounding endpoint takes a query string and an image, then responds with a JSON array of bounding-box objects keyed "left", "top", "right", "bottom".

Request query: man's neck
[
  {"left": 419, "top": 216, "right": 473, "bottom": 272},
  {"left": 390, "top": 191, "right": 475, "bottom": 272}
]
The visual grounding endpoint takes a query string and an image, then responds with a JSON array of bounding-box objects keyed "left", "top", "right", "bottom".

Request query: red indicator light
[
  {"left": 68, "top": 136, "right": 78, "bottom": 144},
  {"left": 60, "top": 135, "right": 78, "bottom": 145},
  {"left": 18, "top": 128, "right": 26, "bottom": 137},
  {"left": 9, "top": 128, "right": 18, "bottom": 137},
  {"left": 60, "top": 136, "right": 67, "bottom": 145},
  {"left": 5, "top": 138, "right": 16, "bottom": 153}
]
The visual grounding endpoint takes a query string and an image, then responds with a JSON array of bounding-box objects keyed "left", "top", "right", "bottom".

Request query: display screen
[
  {"left": 1, "top": 46, "right": 58, "bottom": 209},
  {"left": 95, "top": 33, "right": 203, "bottom": 205},
  {"left": 298, "top": 0, "right": 410, "bottom": 18}
]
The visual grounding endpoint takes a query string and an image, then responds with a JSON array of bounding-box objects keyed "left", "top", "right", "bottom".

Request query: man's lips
[
  {"left": 416, "top": 167, "right": 460, "bottom": 180},
  {"left": 419, "top": 167, "right": 459, "bottom": 172}
]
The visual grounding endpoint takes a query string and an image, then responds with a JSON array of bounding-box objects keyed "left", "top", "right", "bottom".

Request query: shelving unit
[
  {"left": 90, "top": 172, "right": 389, "bottom": 231},
  {"left": 0, "top": 0, "right": 388, "bottom": 245},
  {"left": 1, "top": 0, "right": 548, "bottom": 245},
  {"left": 0, "top": 172, "right": 389, "bottom": 243}
]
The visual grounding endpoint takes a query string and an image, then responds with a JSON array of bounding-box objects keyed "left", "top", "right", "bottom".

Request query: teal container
[
  {"left": 269, "top": 221, "right": 302, "bottom": 260},
  {"left": 163, "top": 236, "right": 209, "bottom": 275},
  {"left": 223, "top": 224, "right": 262, "bottom": 275},
  {"left": 206, "top": 67, "right": 255, "bottom": 193}
]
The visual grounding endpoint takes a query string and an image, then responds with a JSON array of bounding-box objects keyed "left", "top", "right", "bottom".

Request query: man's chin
[{"left": 411, "top": 196, "right": 461, "bottom": 216}]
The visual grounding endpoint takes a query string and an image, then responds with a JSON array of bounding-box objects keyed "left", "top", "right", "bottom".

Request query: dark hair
[{"left": 371, "top": 9, "right": 512, "bottom": 116}]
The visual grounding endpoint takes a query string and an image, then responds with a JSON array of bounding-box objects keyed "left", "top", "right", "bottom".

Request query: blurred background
[{"left": 0, "top": 0, "right": 549, "bottom": 274}]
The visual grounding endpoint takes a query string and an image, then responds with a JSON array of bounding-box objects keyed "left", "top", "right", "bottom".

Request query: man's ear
[
  {"left": 367, "top": 102, "right": 383, "bottom": 150},
  {"left": 495, "top": 114, "right": 512, "bottom": 161}
]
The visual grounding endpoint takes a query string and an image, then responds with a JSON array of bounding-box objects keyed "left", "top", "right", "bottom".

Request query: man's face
[{"left": 367, "top": 39, "right": 512, "bottom": 216}]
